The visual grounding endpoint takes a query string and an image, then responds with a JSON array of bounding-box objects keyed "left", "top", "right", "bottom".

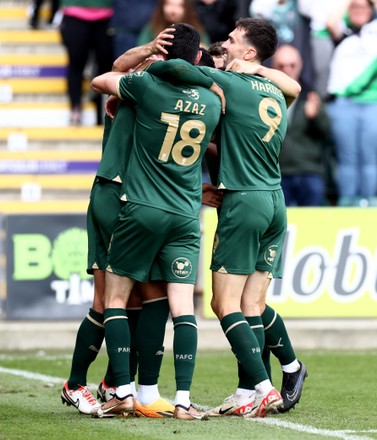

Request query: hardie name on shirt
[{"left": 250, "top": 79, "right": 284, "bottom": 99}]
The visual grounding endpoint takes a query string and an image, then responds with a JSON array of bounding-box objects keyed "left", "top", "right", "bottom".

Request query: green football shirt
[
  {"left": 116, "top": 70, "right": 221, "bottom": 218},
  {"left": 148, "top": 60, "right": 288, "bottom": 190},
  {"left": 96, "top": 103, "right": 135, "bottom": 183}
]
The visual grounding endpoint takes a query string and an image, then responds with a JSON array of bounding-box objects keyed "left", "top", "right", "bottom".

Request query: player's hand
[
  {"left": 105, "top": 95, "right": 119, "bottom": 119},
  {"left": 210, "top": 82, "right": 226, "bottom": 114},
  {"left": 147, "top": 27, "right": 175, "bottom": 56},
  {"left": 202, "top": 183, "right": 223, "bottom": 208},
  {"left": 226, "top": 59, "right": 260, "bottom": 75},
  {"left": 135, "top": 54, "right": 165, "bottom": 72}
]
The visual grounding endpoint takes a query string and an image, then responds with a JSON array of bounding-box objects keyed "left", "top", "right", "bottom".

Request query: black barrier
[{"left": 5, "top": 214, "right": 94, "bottom": 319}]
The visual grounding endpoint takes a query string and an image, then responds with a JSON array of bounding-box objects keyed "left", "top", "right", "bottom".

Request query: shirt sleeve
[
  {"left": 147, "top": 59, "right": 214, "bottom": 88},
  {"left": 117, "top": 71, "right": 150, "bottom": 103}
]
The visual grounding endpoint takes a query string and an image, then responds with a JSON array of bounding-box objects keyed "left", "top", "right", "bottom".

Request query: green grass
[{"left": 1, "top": 350, "right": 377, "bottom": 440}]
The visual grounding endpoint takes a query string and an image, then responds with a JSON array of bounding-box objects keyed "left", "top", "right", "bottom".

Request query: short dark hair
[
  {"left": 165, "top": 23, "right": 200, "bottom": 64},
  {"left": 208, "top": 41, "right": 226, "bottom": 58},
  {"left": 197, "top": 47, "right": 215, "bottom": 67},
  {"left": 235, "top": 18, "right": 278, "bottom": 62}
]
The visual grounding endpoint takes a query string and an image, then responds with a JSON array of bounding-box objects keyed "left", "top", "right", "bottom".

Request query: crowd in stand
[{"left": 28, "top": 0, "right": 377, "bottom": 206}]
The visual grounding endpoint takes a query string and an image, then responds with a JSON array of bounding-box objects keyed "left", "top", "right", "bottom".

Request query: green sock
[
  {"left": 126, "top": 308, "right": 142, "bottom": 383},
  {"left": 104, "top": 361, "right": 115, "bottom": 387},
  {"left": 221, "top": 312, "right": 268, "bottom": 385},
  {"left": 262, "top": 305, "right": 296, "bottom": 365},
  {"left": 103, "top": 308, "right": 141, "bottom": 387},
  {"left": 262, "top": 345, "right": 272, "bottom": 382},
  {"left": 68, "top": 308, "right": 104, "bottom": 389},
  {"left": 104, "top": 308, "right": 130, "bottom": 387},
  {"left": 237, "top": 315, "right": 265, "bottom": 389},
  {"left": 173, "top": 315, "right": 197, "bottom": 391},
  {"left": 246, "top": 315, "right": 265, "bottom": 350},
  {"left": 137, "top": 298, "right": 169, "bottom": 385}
]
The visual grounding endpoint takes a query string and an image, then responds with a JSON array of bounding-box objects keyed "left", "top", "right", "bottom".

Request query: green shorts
[
  {"left": 210, "top": 189, "right": 287, "bottom": 277},
  {"left": 107, "top": 202, "right": 200, "bottom": 283},
  {"left": 87, "top": 179, "right": 123, "bottom": 273}
]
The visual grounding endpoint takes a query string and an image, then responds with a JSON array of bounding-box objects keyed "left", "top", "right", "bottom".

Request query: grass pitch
[{"left": 0, "top": 349, "right": 377, "bottom": 440}]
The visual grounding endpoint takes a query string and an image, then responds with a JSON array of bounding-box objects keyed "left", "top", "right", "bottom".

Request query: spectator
[
  {"left": 59, "top": 0, "right": 114, "bottom": 125},
  {"left": 272, "top": 44, "right": 332, "bottom": 206},
  {"left": 109, "top": 0, "right": 158, "bottom": 58},
  {"left": 298, "top": 0, "right": 344, "bottom": 98},
  {"left": 137, "top": 0, "right": 211, "bottom": 47},
  {"left": 250, "top": 0, "right": 315, "bottom": 88},
  {"left": 326, "top": 0, "right": 377, "bottom": 206},
  {"left": 29, "top": 0, "right": 60, "bottom": 29},
  {"left": 195, "top": 0, "right": 238, "bottom": 43}
]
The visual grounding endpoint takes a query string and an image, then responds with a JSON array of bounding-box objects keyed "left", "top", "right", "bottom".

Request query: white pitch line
[
  {"left": 1, "top": 366, "right": 375, "bottom": 440},
  {"left": 0, "top": 366, "right": 97, "bottom": 389},
  {"left": 251, "top": 417, "right": 375, "bottom": 440},
  {"left": 0, "top": 354, "right": 72, "bottom": 361},
  {"left": 0, "top": 366, "right": 64, "bottom": 384}
]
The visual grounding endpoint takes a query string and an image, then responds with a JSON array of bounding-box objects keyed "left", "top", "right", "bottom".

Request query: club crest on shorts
[
  {"left": 264, "top": 245, "right": 278, "bottom": 266},
  {"left": 171, "top": 257, "right": 192, "bottom": 279}
]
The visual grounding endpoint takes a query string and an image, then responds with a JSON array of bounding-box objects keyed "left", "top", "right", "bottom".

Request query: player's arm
[
  {"left": 94, "top": 70, "right": 150, "bottom": 113},
  {"left": 103, "top": 55, "right": 164, "bottom": 119},
  {"left": 147, "top": 59, "right": 226, "bottom": 113},
  {"left": 226, "top": 59, "right": 301, "bottom": 108},
  {"left": 206, "top": 141, "right": 218, "bottom": 159},
  {"left": 147, "top": 59, "right": 212, "bottom": 86},
  {"left": 204, "top": 140, "right": 220, "bottom": 188},
  {"left": 202, "top": 183, "right": 223, "bottom": 208},
  {"left": 112, "top": 27, "right": 175, "bottom": 72},
  {"left": 91, "top": 72, "right": 123, "bottom": 97}
]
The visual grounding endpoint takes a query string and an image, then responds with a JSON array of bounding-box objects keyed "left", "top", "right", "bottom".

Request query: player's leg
[
  {"left": 62, "top": 181, "right": 119, "bottom": 414},
  {"left": 93, "top": 183, "right": 141, "bottom": 402},
  {"left": 233, "top": 271, "right": 269, "bottom": 412},
  {"left": 241, "top": 271, "right": 269, "bottom": 349},
  {"left": 262, "top": 304, "right": 308, "bottom": 413},
  {"left": 97, "top": 287, "right": 141, "bottom": 403},
  {"left": 240, "top": 270, "right": 283, "bottom": 418},
  {"left": 212, "top": 271, "right": 281, "bottom": 418},
  {"left": 208, "top": 272, "right": 258, "bottom": 416},
  {"left": 94, "top": 271, "right": 135, "bottom": 417},
  {"left": 126, "top": 288, "right": 142, "bottom": 398},
  {"left": 95, "top": 203, "right": 166, "bottom": 417},
  {"left": 98, "top": 279, "right": 173, "bottom": 417},
  {"left": 135, "top": 281, "right": 174, "bottom": 418},
  {"left": 240, "top": 189, "right": 281, "bottom": 356},
  {"left": 61, "top": 269, "right": 105, "bottom": 415},
  {"left": 240, "top": 272, "right": 271, "bottom": 385},
  {"left": 67, "top": 269, "right": 106, "bottom": 386},
  {"left": 207, "top": 193, "right": 254, "bottom": 416},
  {"left": 167, "top": 281, "right": 205, "bottom": 420},
  {"left": 209, "top": 190, "right": 281, "bottom": 417},
  {"left": 208, "top": 190, "right": 259, "bottom": 416},
  {"left": 156, "top": 214, "right": 206, "bottom": 420},
  {"left": 256, "top": 189, "right": 307, "bottom": 413},
  {"left": 262, "top": 345, "right": 272, "bottom": 381}
]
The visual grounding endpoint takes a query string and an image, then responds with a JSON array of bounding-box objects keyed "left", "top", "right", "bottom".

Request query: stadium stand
[
  {"left": 0, "top": 1, "right": 102, "bottom": 202},
  {"left": 0, "top": 149, "right": 101, "bottom": 198}
]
